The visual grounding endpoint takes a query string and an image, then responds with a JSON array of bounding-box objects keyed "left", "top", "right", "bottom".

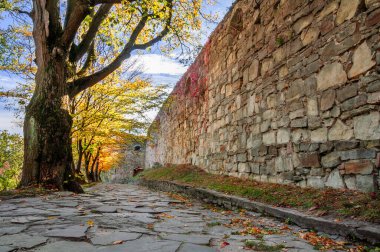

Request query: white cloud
[
  {"left": 0, "top": 110, "right": 22, "bottom": 134},
  {"left": 0, "top": 73, "right": 21, "bottom": 90},
  {"left": 128, "top": 54, "right": 188, "bottom": 75}
]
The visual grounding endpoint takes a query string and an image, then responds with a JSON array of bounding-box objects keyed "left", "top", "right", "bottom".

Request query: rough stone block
[
  {"left": 289, "top": 109, "right": 305, "bottom": 120},
  {"left": 299, "top": 143, "right": 319, "bottom": 152},
  {"left": 336, "top": 84, "right": 358, "bottom": 102},
  {"left": 250, "top": 163, "right": 260, "bottom": 174},
  {"left": 249, "top": 59, "right": 259, "bottom": 81},
  {"left": 334, "top": 141, "right": 359, "bottom": 151},
  {"left": 325, "top": 169, "right": 345, "bottom": 189},
  {"left": 263, "top": 131, "right": 276, "bottom": 146},
  {"left": 311, "top": 128, "right": 328, "bottom": 143},
  {"left": 356, "top": 175, "right": 375, "bottom": 192},
  {"left": 292, "top": 129, "right": 310, "bottom": 143},
  {"left": 286, "top": 79, "right": 304, "bottom": 101},
  {"left": 368, "top": 92, "right": 380, "bottom": 104},
  {"left": 353, "top": 112, "right": 380, "bottom": 140},
  {"left": 320, "top": 89, "right": 335, "bottom": 111},
  {"left": 263, "top": 109, "right": 276, "bottom": 120},
  {"left": 307, "top": 176, "right": 325, "bottom": 188},
  {"left": 277, "top": 128, "right": 290, "bottom": 144},
  {"left": 261, "top": 58, "right": 274, "bottom": 76},
  {"left": 301, "top": 27, "right": 320, "bottom": 46},
  {"left": 267, "top": 94, "right": 277, "bottom": 108},
  {"left": 299, "top": 152, "right": 320, "bottom": 168},
  {"left": 328, "top": 119, "right": 353, "bottom": 141},
  {"left": 293, "top": 14, "right": 314, "bottom": 34},
  {"left": 237, "top": 153, "right": 247, "bottom": 162},
  {"left": 366, "top": 8, "right": 380, "bottom": 27},
  {"left": 321, "top": 152, "right": 341, "bottom": 168},
  {"left": 348, "top": 41, "right": 376, "bottom": 79},
  {"left": 307, "top": 98, "right": 319, "bottom": 116},
  {"left": 317, "top": 62, "right": 347, "bottom": 91},
  {"left": 366, "top": 80, "right": 380, "bottom": 93},
  {"left": 238, "top": 163, "right": 250, "bottom": 173},
  {"left": 310, "top": 167, "right": 325, "bottom": 176},
  {"left": 344, "top": 160, "right": 373, "bottom": 175},
  {"left": 365, "top": 0, "right": 380, "bottom": 8},
  {"left": 291, "top": 118, "right": 307, "bottom": 128},
  {"left": 344, "top": 175, "right": 357, "bottom": 190},
  {"left": 317, "top": 1, "right": 339, "bottom": 21},
  {"left": 340, "top": 149, "right": 377, "bottom": 160},
  {"left": 336, "top": 0, "right": 361, "bottom": 25}
]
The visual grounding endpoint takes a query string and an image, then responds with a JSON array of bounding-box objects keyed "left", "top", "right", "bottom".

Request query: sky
[{"left": 0, "top": 0, "right": 234, "bottom": 134}]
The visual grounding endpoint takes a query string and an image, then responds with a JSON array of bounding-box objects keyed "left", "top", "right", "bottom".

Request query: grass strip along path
[{"left": 141, "top": 165, "right": 380, "bottom": 223}]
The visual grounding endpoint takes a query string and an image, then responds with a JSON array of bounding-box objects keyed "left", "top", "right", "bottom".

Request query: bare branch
[
  {"left": 11, "top": 8, "right": 32, "bottom": 18},
  {"left": 61, "top": 1, "right": 90, "bottom": 46},
  {"left": 72, "top": 4, "right": 112, "bottom": 62},
  {"left": 77, "top": 42, "right": 96, "bottom": 76},
  {"left": 133, "top": 0, "right": 173, "bottom": 50},
  {"left": 67, "top": 14, "right": 149, "bottom": 98}
]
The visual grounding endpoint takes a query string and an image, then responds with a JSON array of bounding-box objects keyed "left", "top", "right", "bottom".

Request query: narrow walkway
[{"left": 0, "top": 184, "right": 365, "bottom": 251}]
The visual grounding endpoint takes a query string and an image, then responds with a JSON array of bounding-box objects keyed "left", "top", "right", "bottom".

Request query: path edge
[{"left": 139, "top": 179, "right": 380, "bottom": 245}]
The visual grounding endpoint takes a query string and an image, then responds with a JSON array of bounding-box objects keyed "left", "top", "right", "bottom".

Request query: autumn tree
[
  {"left": 70, "top": 74, "right": 166, "bottom": 182},
  {"left": 0, "top": 0, "right": 207, "bottom": 191},
  {"left": 0, "top": 131, "right": 23, "bottom": 191}
]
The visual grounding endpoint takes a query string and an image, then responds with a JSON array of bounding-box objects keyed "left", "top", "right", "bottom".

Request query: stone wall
[
  {"left": 105, "top": 141, "right": 145, "bottom": 183},
  {"left": 145, "top": 0, "right": 380, "bottom": 192}
]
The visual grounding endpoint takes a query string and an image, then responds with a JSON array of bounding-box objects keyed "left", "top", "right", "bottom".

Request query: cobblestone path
[{"left": 0, "top": 184, "right": 364, "bottom": 251}]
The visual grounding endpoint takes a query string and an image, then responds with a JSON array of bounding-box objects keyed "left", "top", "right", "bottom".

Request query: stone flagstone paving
[{"left": 0, "top": 184, "right": 366, "bottom": 251}]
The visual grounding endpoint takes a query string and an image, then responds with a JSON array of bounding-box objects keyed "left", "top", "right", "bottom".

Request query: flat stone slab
[
  {"left": 0, "top": 205, "right": 17, "bottom": 212},
  {"left": 0, "top": 225, "right": 27, "bottom": 235},
  {"left": 119, "top": 206, "right": 170, "bottom": 214},
  {"left": 98, "top": 236, "right": 181, "bottom": 252},
  {"left": 11, "top": 216, "right": 46, "bottom": 224},
  {"left": 0, "top": 234, "right": 47, "bottom": 249},
  {"left": 35, "top": 241, "right": 95, "bottom": 252},
  {"left": 0, "top": 246, "right": 14, "bottom": 252},
  {"left": 93, "top": 206, "right": 118, "bottom": 213},
  {"left": 46, "top": 225, "right": 89, "bottom": 239},
  {"left": 160, "top": 233, "right": 212, "bottom": 245},
  {"left": 178, "top": 243, "right": 217, "bottom": 252},
  {"left": 90, "top": 231, "right": 141, "bottom": 245}
]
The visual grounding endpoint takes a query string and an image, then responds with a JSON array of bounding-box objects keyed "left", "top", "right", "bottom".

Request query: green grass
[{"left": 141, "top": 165, "right": 380, "bottom": 223}]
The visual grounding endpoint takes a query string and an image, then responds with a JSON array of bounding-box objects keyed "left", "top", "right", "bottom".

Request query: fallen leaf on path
[
  {"left": 113, "top": 240, "right": 124, "bottom": 245},
  {"left": 157, "top": 213, "right": 174, "bottom": 219},
  {"left": 220, "top": 241, "right": 230, "bottom": 248},
  {"left": 86, "top": 220, "right": 94, "bottom": 227}
]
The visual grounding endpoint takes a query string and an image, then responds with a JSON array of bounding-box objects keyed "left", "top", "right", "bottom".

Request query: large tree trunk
[{"left": 20, "top": 0, "right": 83, "bottom": 193}]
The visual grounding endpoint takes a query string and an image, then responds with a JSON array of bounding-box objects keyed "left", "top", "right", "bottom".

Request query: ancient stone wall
[{"left": 145, "top": 0, "right": 380, "bottom": 192}]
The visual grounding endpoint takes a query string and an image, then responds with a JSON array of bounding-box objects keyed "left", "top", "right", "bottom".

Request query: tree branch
[
  {"left": 71, "top": 4, "right": 112, "bottom": 62},
  {"left": 133, "top": 0, "right": 173, "bottom": 50},
  {"left": 64, "top": 0, "right": 75, "bottom": 27},
  {"left": 67, "top": 0, "right": 174, "bottom": 98},
  {"left": 61, "top": 1, "right": 90, "bottom": 46},
  {"left": 77, "top": 42, "right": 96, "bottom": 76},
  {"left": 67, "top": 14, "right": 149, "bottom": 98},
  {"left": 91, "top": 0, "right": 136, "bottom": 6}
]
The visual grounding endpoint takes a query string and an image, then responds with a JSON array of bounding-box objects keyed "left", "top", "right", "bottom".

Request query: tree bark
[
  {"left": 20, "top": 0, "right": 83, "bottom": 193},
  {"left": 21, "top": 58, "right": 78, "bottom": 190}
]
